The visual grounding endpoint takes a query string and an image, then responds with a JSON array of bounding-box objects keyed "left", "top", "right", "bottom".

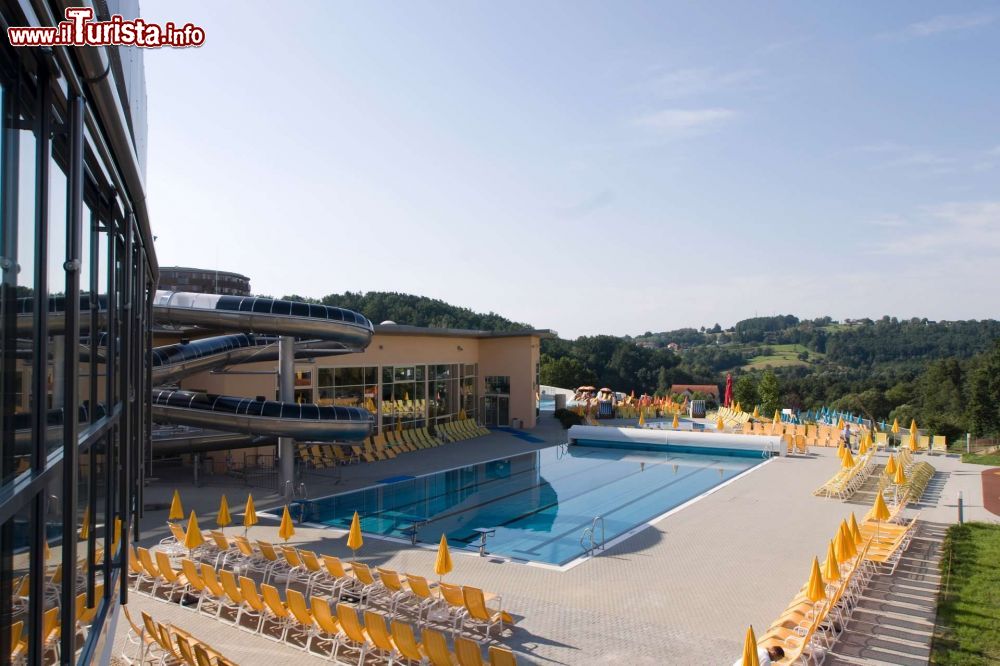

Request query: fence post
[
  {"left": 966, "top": 433, "right": 970, "bottom": 454},
  {"left": 958, "top": 490, "right": 964, "bottom": 524}
]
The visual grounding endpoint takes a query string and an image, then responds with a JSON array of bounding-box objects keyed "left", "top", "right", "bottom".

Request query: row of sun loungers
[
  {"left": 8, "top": 538, "right": 117, "bottom": 664},
  {"left": 874, "top": 461, "right": 936, "bottom": 505},
  {"left": 759, "top": 515, "right": 919, "bottom": 663},
  {"left": 759, "top": 539, "right": 875, "bottom": 664},
  {"left": 717, "top": 410, "right": 954, "bottom": 456},
  {"left": 9, "top": 583, "right": 106, "bottom": 662},
  {"left": 716, "top": 407, "right": 751, "bottom": 426},
  {"left": 812, "top": 450, "right": 878, "bottom": 500},
  {"left": 128, "top": 533, "right": 518, "bottom": 665},
  {"left": 122, "top": 606, "right": 237, "bottom": 665},
  {"left": 299, "top": 445, "right": 360, "bottom": 468},
  {"left": 299, "top": 420, "right": 490, "bottom": 469},
  {"left": 8, "top": 606, "right": 59, "bottom": 664}
]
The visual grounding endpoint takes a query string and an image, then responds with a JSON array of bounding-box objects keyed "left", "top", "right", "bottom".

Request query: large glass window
[
  {"left": 316, "top": 366, "right": 378, "bottom": 414},
  {"left": 0, "top": 39, "right": 155, "bottom": 664},
  {"left": 461, "top": 363, "right": 478, "bottom": 422},
  {"left": 429, "top": 364, "right": 459, "bottom": 425},
  {"left": 380, "top": 365, "right": 426, "bottom": 432},
  {"left": 485, "top": 375, "right": 511, "bottom": 395}
]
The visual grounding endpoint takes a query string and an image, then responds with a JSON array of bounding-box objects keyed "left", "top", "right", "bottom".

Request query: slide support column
[{"left": 278, "top": 335, "right": 295, "bottom": 500}]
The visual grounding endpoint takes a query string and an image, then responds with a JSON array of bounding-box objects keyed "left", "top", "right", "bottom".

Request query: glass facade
[
  {"left": 381, "top": 365, "right": 425, "bottom": 432},
  {"left": 482, "top": 375, "right": 511, "bottom": 426},
  {"left": 289, "top": 363, "right": 479, "bottom": 434},
  {"left": 485, "top": 375, "right": 511, "bottom": 395},
  {"left": 0, "top": 4, "right": 156, "bottom": 664},
  {"left": 316, "top": 366, "right": 378, "bottom": 410}
]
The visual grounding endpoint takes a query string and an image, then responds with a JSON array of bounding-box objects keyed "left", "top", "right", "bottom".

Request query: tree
[
  {"left": 540, "top": 355, "right": 596, "bottom": 389},
  {"left": 758, "top": 371, "right": 781, "bottom": 415},
  {"left": 657, "top": 366, "right": 670, "bottom": 394},
  {"left": 967, "top": 342, "right": 1000, "bottom": 437},
  {"left": 916, "top": 359, "right": 966, "bottom": 434},
  {"left": 733, "top": 375, "right": 759, "bottom": 410}
]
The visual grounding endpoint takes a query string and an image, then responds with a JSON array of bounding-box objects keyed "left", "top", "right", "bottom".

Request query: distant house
[
  {"left": 666, "top": 342, "right": 680, "bottom": 351},
  {"left": 669, "top": 384, "right": 720, "bottom": 402}
]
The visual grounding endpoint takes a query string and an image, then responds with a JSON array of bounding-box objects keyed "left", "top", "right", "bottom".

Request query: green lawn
[
  {"left": 961, "top": 453, "right": 1000, "bottom": 466},
  {"left": 743, "top": 343, "right": 823, "bottom": 369},
  {"left": 931, "top": 523, "right": 1000, "bottom": 665}
]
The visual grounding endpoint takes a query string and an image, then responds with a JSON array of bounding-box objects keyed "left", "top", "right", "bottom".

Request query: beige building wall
[
  {"left": 478, "top": 336, "right": 540, "bottom": 428},
  {"left": 174, "top": 329, "right": 543, "bottom": 430}
]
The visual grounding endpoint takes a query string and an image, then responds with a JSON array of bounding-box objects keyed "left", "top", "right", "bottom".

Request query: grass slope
[
  {"left": 744, "top": 343, "right": 821, "bottom": 369},
  {"left": 961, "top": 453, "right": 1000, "bottom": 466},
  {"left": 931, "top": 522, "right": 1000, "bottom": 665}
]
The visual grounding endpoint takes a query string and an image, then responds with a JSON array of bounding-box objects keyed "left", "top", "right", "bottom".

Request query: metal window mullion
[
  {"left": 117, "top": 219, "right": 132, "bottom": 605},
  {"left": 58, "top": 93, "right": 84, "bottom": 660},
  {"left": 86, "top": 207, "right": 98, "bottom": 606},
  {"left": 102, "top": 209, "right": 116, "bottom": 591},
  {"left": 142, "top": 273, "right": 153, "bottom": 523},
  {"left": 0, "top": 60, "right": 23, "bottom": 666},
  {"left": 27, "top": 59, "right": 53, "bottom": 666},
  {"left": 130, "top": 239, "right": 145, "bottom": 537}
]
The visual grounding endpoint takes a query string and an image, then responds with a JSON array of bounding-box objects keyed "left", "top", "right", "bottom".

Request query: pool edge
[{"left": 271, "top": 450, "right": 776, "bottom": 572}]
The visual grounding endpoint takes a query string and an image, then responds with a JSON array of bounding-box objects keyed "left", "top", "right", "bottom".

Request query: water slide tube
[
  {"left": 150, "top": 291, "right": 375, "bottom": 445},
  {"left": 12, "top": 292, "right": 376, "bottom": 454}
]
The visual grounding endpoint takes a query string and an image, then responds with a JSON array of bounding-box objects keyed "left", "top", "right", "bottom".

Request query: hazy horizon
[{"left": 142, "top": 1, "right": 1000, "bottom": 338}]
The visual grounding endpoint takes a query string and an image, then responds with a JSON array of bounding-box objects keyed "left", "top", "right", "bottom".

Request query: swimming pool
[{"left": 301, "top": 444, "right": 766, "bottom": 567}]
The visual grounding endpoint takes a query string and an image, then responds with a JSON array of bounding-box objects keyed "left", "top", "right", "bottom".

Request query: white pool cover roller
[{"left": 567, "top": 425, "right": 785, "bottom": 457}]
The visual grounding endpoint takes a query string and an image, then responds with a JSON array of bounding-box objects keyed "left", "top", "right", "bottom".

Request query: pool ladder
[{"left": 580, "top": 515, "right": 605, "bottom": 556}]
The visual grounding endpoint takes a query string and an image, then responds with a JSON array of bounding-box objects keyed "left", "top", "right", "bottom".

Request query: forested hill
[
  {"left": 635, "top": 316, "right": 1000, "bottom": 369},
  {"left": 273, "top": 293, "right": 1000, "bottom": 436},
  {"left": 282, "top": 291, "right": 532, "bottom": 332},
  {"left": 628, "top": 315, "right": 1000, "bottom": 439}
]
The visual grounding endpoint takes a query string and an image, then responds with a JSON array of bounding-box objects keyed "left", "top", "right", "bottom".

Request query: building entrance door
[{"left": 481, "top": 396, "right": 510, "bottom": 427}]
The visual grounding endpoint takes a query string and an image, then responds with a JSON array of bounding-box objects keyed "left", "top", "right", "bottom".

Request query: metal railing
[
  {"left": 226, "top": 452, "right": 276, "bottom": 490},
  {"left": 580, "top": 515, "right": 605, "bottom": 556},
  {"left": 283, "top": 479, "right": 308, "bottom": 499}
]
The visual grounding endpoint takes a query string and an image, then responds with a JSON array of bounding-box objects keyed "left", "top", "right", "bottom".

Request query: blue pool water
[{"left": 301, "top": 444, "right": 763, "bottom": 566}]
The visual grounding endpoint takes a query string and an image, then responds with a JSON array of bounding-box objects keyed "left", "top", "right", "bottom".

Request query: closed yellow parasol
[
  {"left": 169, "top": 489, "right": 184, "bottom": 522},
  {"left": 435, "top": 533, "right": 453, "bottom": 581},
  {"left": 822, "top": 540, "right": 840, "bottom": 582},
  {"left": 184, "top": 511, "right": 205, "bottom": 550},
  {"left": 347, "top": 511, "right": 363, "bottom": 557},
  {"left": 217, "top": 495, "right": 232, "bottom": 530},
  {"left": 279, "top": 505, "right": 295, "bottom": 542}
]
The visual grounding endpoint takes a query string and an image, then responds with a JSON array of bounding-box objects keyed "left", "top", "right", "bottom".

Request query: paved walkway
[
  {"left": 826, "top": 521, "right": 947, "bottom": 666},
  {"left": 114, "top": 421, "right": 999, "bottom": 665}
]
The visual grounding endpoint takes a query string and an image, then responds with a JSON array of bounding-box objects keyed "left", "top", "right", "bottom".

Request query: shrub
[{"left": 553, "top": 408, "right": 584, "bottom": 429}]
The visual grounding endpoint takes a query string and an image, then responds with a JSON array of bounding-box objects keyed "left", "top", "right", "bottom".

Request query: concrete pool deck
[{"left": 115, "top": 419, "right": 998, "bottom": 665}]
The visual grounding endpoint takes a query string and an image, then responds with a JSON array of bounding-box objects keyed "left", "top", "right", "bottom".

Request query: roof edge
[{"left": 373, "top": 324, "right": 557, "bottom": 339}]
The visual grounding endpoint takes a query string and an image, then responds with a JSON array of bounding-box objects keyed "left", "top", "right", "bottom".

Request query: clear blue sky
[{"left": 142, "top": 1, "right": 1000, "bottom": 339}]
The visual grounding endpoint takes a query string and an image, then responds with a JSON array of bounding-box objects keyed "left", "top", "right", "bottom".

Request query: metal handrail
[{"left": 579, "top": 515, "right": 605, "bottom": 555}]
